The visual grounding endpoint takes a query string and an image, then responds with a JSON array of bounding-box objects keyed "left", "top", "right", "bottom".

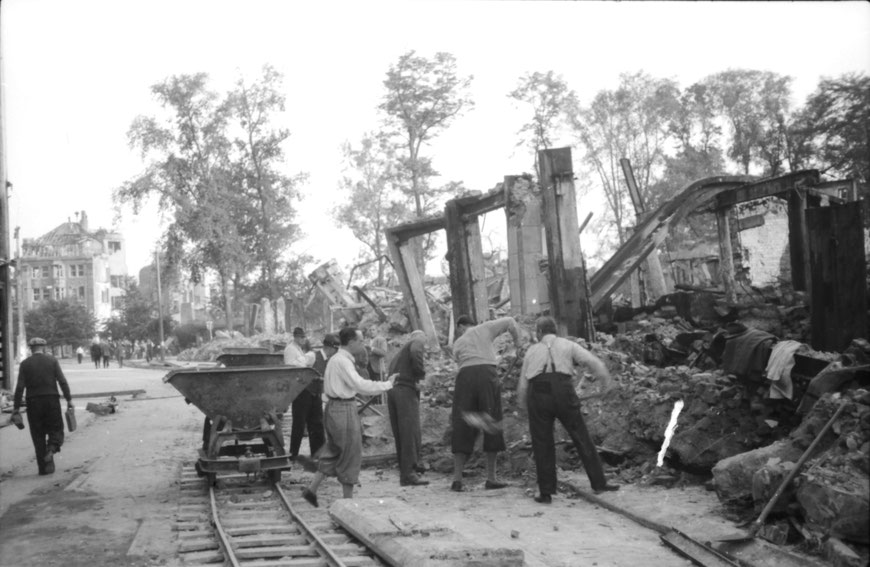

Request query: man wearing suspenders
[{"left": 517, "top": 316, "right": 620, "bottom": 503}]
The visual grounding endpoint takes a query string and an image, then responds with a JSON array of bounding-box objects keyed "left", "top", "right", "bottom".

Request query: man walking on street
[
  {"left": 302, "top": 327, "right": 394, "bottom": 507},
  {"left": 517, "top": 316, "right": 620, "bottom": 503},
  {"left": 450, "top": 315, "right": 522, "bottom": 492},
  {"left": 11, "top": 338, "right": 74, "bottom": 475},
  {"left": 288, "top": 333, "right": 339, "bottom": 459},
  {"left": 387, "top": 330, "right": 428, "bottom": 486}
]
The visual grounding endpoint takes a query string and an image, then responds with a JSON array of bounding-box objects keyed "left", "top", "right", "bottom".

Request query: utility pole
[
  {"left": 155, "top": 251, "right": 165, "bottom": 362},
  {"left": 0, "top": 10, "right": 12, "bottom": 391},
  {"left": 14, "top": 226, "right": 25, "bottom": 360}
]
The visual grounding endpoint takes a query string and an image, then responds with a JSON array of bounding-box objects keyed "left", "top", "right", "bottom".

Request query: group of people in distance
[{"left": 287, "top": 314, "right": 619, "bottom": 507}]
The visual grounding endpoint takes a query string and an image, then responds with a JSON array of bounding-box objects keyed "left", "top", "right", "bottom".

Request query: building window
[
  {"left": 69, "top": 264, "right": 85, "bottom": 277},
  {"left": 79, "top": 286, "right": 86, "bottom": 300},
  {"left": 54, "top": 287, "right": 65, "bottom": 300},
  {"left": 108, "top": 241, "right": 122, "bottom": 253},
  {"left": 42, "top": 288, "right": 51, "bottom": 300},
  {"left": 33, "top": 288, "right": 40, "bottom": 301},
  {"left": 101, "top": 289, "right": 109, "bottom": 303},
  {"left": 52, "top": 265, "right": 63, "bottom": 278},
  {"left": 111, "top": 296, "right": 123, "bottom": 310},
  {"left": 110, "top": 275, "right": 124, "bottom": 289},
  {"left": 41, "top": 266, "right": 50, "bottom": 278}
]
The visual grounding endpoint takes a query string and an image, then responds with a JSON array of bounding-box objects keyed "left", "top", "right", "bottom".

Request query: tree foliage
[
  {"left": 380, "top": 50, "right": 474, "bottom": 217},
  {"left": 573, "top": 72, "right": 681, "bottom": 244},
  {"left": 789, "top": 73, "right": 870, "bottom": 184},
  {"left": 25, "top": 300, "right": 97, "bottom": 348},
  {"left": 508, "top": 70, "right": 578, "bottom": 170},
  {"left": 334, "top": 133, "right": 410, "bottom": 286},
  {"left": 699, "top": 69, "right": 793, "bottom": 175}
]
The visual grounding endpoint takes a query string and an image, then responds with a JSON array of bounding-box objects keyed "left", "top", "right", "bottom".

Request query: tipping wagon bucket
[{"left": 164, "top": 366, "right": 317, "bottom": 483}]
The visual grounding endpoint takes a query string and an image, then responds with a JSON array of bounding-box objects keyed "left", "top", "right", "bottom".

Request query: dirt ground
[{"left": 0, "top": 358, "right": 818, "bottom": 567}]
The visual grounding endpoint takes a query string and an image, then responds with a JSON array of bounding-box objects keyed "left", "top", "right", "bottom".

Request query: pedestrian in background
[
  {"left": 75, "top": 345, "right": 84, "bottom": 364},
  {"left": 387, "top": 330, "right": 428, "bottom": 486},
  {"left": 100, "top": 340, "right": 111, "bottom": 368},
  {"left": 302, "top": 327, "right": 394, "bottom": 506},
  {"left": 450, "top": 315, "right": 522, "bottom": 492},
  {"left": 90, "top": 342, "right": 101, "bottom": 369},
  {"left": 11, "top": 338, "right": 74, "bottom": 475},
  {"left": 116, "top": 340, "right": 124, "bottom": 368},
  {"left": 288, "top": 333, "right": 339, "bottom": 459},
  {"left": 517, "top": 316, "right": 620, "bottom": 503}
]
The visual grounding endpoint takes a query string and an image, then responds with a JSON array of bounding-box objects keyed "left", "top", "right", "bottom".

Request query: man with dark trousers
[
  {"left": 387, "top": 330, "right": 429, "bottom": 486},
  {"left": 450, "top": 315, "right": 522, "bottom": 492},
  {"left": 517, "top": 316, "right": 620, "bottom": 503},
  {"left": 288, "top": 333, "right": 339, "bottom": 459},
  {"left": 12, "top": 338, "right": 74, "bottom": 475}
]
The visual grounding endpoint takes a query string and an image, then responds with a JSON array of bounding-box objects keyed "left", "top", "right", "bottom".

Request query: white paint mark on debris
[{"left": 656, "top": 400, "right": 684, "bottom": 467}]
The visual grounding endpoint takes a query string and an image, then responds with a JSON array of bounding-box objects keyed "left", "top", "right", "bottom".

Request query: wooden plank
[
  {"left": 398, "top": 242, "right": 437, "bottom": 343},
  {"left": 466, "top": 217, "right": 489, "bottom": 324},
  {"left": 539, "top": 147, "right": 590, "bottom": 338},
  {"left": 735, "top": 214, "right": 765, "bottom": 232},
  {"left": 808, "top": 202, "right": 867, "bottom": 351},
  {"left": 714, "top": 170, "right": 819, "bottom": 209},
  {"left": 787, "top": 188, "right": 811, "bottom": 293},
  {"left": 589, "top": 176, "right": 754, "bottom": 311},
  {"left": 387, "top": 216, "right": 445, "bottom": 241},
  {"left": 716, "top": 208, "right": 737, "bottom": 303},
  {"left": 444, "top": 200, "right": 473, "bottom": 321},
  {"left": 455, "top": 189, "right": 505, "bottom": 217},
  {"left": 386, "top": 233, "right": 420, "bottom": 332}
]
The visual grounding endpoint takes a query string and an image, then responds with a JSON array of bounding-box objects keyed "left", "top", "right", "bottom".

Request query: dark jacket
[
  {"left": 13, "top": 352, "right": 72, "bottom": 409},
  {"left": 388, "top": 339, "right": 425, "bottom": 387}
]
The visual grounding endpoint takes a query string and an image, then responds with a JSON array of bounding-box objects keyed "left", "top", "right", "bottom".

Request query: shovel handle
[{"left": 751, "top": 401, "right": 848, "bottom": 531}]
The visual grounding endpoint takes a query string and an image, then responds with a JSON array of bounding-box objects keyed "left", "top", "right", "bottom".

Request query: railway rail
[{"left": 173, "top": 464, "right": 385, "bottom": 566}]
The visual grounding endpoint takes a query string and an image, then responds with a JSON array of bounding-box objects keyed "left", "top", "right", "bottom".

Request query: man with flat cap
[
  {"left": 288, "top": 333, "right": 340, "bottom": 459},
  {"left": 387, "top": 330, "right": 429, "bottom": 486},
  {"left": 284, "top": 327, "right": 315, "bottom": 367},
  {"left": 12, "top": 338, "right": 74, "bottom": 475}
]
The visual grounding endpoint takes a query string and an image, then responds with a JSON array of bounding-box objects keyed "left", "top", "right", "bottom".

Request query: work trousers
[
  {"left": 289, "top": 389, "right": 325, "bottom": 458},
  {"left": 527, "top": 372, "right": 607, "bottom": 495},
  {"left": 387, "top": 384, "right": 422, "bottom": 482},
  {"left": 26, "top": 396, "right": 65, "bottom": 474},
  {"left": 451, "top": 364, "right": 505, "bottom": 454},
  {"left": 317, "top": 400, "right": 363, "bottom": 485}
]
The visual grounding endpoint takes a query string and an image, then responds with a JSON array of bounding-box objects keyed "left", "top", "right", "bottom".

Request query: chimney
[{"left": 80, "top": 211, "right": 89, "bottom": 232}]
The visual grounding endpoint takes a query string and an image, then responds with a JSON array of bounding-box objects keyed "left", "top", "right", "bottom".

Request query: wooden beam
[
  {"left": 455, "top": 190, "right": 505, "bottom": 218},
  {"left": 387, "top": 216, "right": 446, "bottom": 242},
  {"left": 397, "top": 241, "right": 437, "bottom": 342},
  {"left": 714, "top": 170, "right": 819, "bottom": 209},
  {"left": 467, "top": 217, "right": 489, "bottom": 323},
  {"left": 788, "top": 188, "right": 812, "bottom": 293},
  {"left": 735, "top": 214, "right": 765, "bottom": 232},
  {"left": 589, "top": 175, "right": 754, "bottom": 311},
  {"left": 716, "top": 208, "right": 737, "bottom": 303},
  {"left": 539, "top": 147, "right": 590, "bottom": 339},
  {"left": 445, "top": 200, "right": 474, "bottom": 321},
  {"left": 808, "top": 202, "right": 867, "bottom": 350}
]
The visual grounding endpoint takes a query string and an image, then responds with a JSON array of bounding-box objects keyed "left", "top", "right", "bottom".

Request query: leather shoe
[
  {"left": 593, "top": 484, "right": 620, "bottom": 494},
  {"left": 44, "top": 460, "right": 55, "bottom": 474},
  {"left": 301, "top": 488, "right": 319, "bottom": 508},
  {"left": 400, "top": 476, "right": 429, "bottom": 487},
  {"left": 484, "top": 480, "right": 508, "bottom": 490},
  {"left": 534, "top": 494, "right": 552, "bottom": 504},
  {"left": 414, "top": 465, "right": 426, "bottom": 475},
  {"left": 450, "top": 481, "right": 464, "bottom": 492},
  {"left": 44, "top": 448, "right": 55, "bottom": 463}
]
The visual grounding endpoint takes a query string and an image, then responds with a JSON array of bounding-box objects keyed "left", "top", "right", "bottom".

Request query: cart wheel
[
  {"left": 194, "top": 461, "right": 204, "bottom": 477},
  {"left": 206, "top": 473, "right": 217, "bottom": 486},
  {"left": 268, "top": 469, "right": 281, "bottom": 484}
]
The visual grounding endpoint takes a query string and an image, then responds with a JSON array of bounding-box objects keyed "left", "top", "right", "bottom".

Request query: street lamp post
[{"left": 155, "top": 251, "right": 165, "bottom": 363}]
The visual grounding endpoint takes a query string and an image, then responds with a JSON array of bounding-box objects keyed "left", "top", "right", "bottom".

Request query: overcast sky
[{"left": 3, "top": 0, "right": 869, "bottom": 279}]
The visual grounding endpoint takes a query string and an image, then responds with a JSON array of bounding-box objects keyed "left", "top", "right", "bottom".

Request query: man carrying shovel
[{"left": 517, "top": 316, "right": 620, "bottom": 503}]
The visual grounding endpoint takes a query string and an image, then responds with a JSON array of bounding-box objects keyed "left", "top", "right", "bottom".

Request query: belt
[{"left": 327, "top": 396, "right": 356, "bottom": 402}]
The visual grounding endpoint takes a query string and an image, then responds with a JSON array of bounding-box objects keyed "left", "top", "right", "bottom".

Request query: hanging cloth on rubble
[
  {"left": 721, "top": 324, "right": 776, "bottom": 381},
  {"left": 765, "top": 340, "right": 804, "bottom": 400}
]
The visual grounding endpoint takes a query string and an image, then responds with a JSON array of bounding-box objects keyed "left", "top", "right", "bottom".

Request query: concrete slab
[{"left": 329, "top": 497, "right": 524, "bottom": 567}]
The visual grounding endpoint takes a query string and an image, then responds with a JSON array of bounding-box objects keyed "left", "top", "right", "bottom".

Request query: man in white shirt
[
  {"left": 284, "top": 327, "right": 315, "bottom": 367},
  {"left": 302, "top": 327, "right": 394, "bottom": 506},
  {"left": 517, "top": 316, "right": 619, "bottom": 503}
]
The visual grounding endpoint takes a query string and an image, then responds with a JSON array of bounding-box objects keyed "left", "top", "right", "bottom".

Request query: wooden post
[
  {"left": 444, "top": 201, "right": 473, "bottom": 319},
  {"left": 539, "top": 147, "right": 590, "bottom": 339},
  {"left": 504, "top": 176, "right": 546, "bottom": 315},
  {"left": 716, "top": 207, "right": 737, "bottom": 303},
  {"left": 787, "top": 188, "right": 812, "bottom": 293},
  {"left": 807, "top": 202, "right": 867, "bottom": 350},
  {"left": 386, "top": 230, "right": 437, "bottom": 343},
  {"left": 620, "top": 158, "right": 668, "bottom": 301}
]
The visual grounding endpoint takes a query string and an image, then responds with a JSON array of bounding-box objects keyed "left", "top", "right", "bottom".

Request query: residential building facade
[{"left": 19, "top": 211, "right": 127, "bottom": 321}]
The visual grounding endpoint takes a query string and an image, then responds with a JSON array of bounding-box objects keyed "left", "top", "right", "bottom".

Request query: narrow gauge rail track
[{"left": 173, "top": 465, "right": 384, "bottom": 567}]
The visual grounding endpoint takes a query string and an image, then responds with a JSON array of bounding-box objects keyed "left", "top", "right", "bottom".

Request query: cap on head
[
  {"left": 456, "top": 315, "right": 476, "bottom": 327},
  {"left": 293, "top": 327, "right": 306, "bottom": 338},
  {"left": 29, "top": 337, "right": 47, "bottom": 347},
  {"left": 322, "top": 333, "right": 340, "bottom": 348}
]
